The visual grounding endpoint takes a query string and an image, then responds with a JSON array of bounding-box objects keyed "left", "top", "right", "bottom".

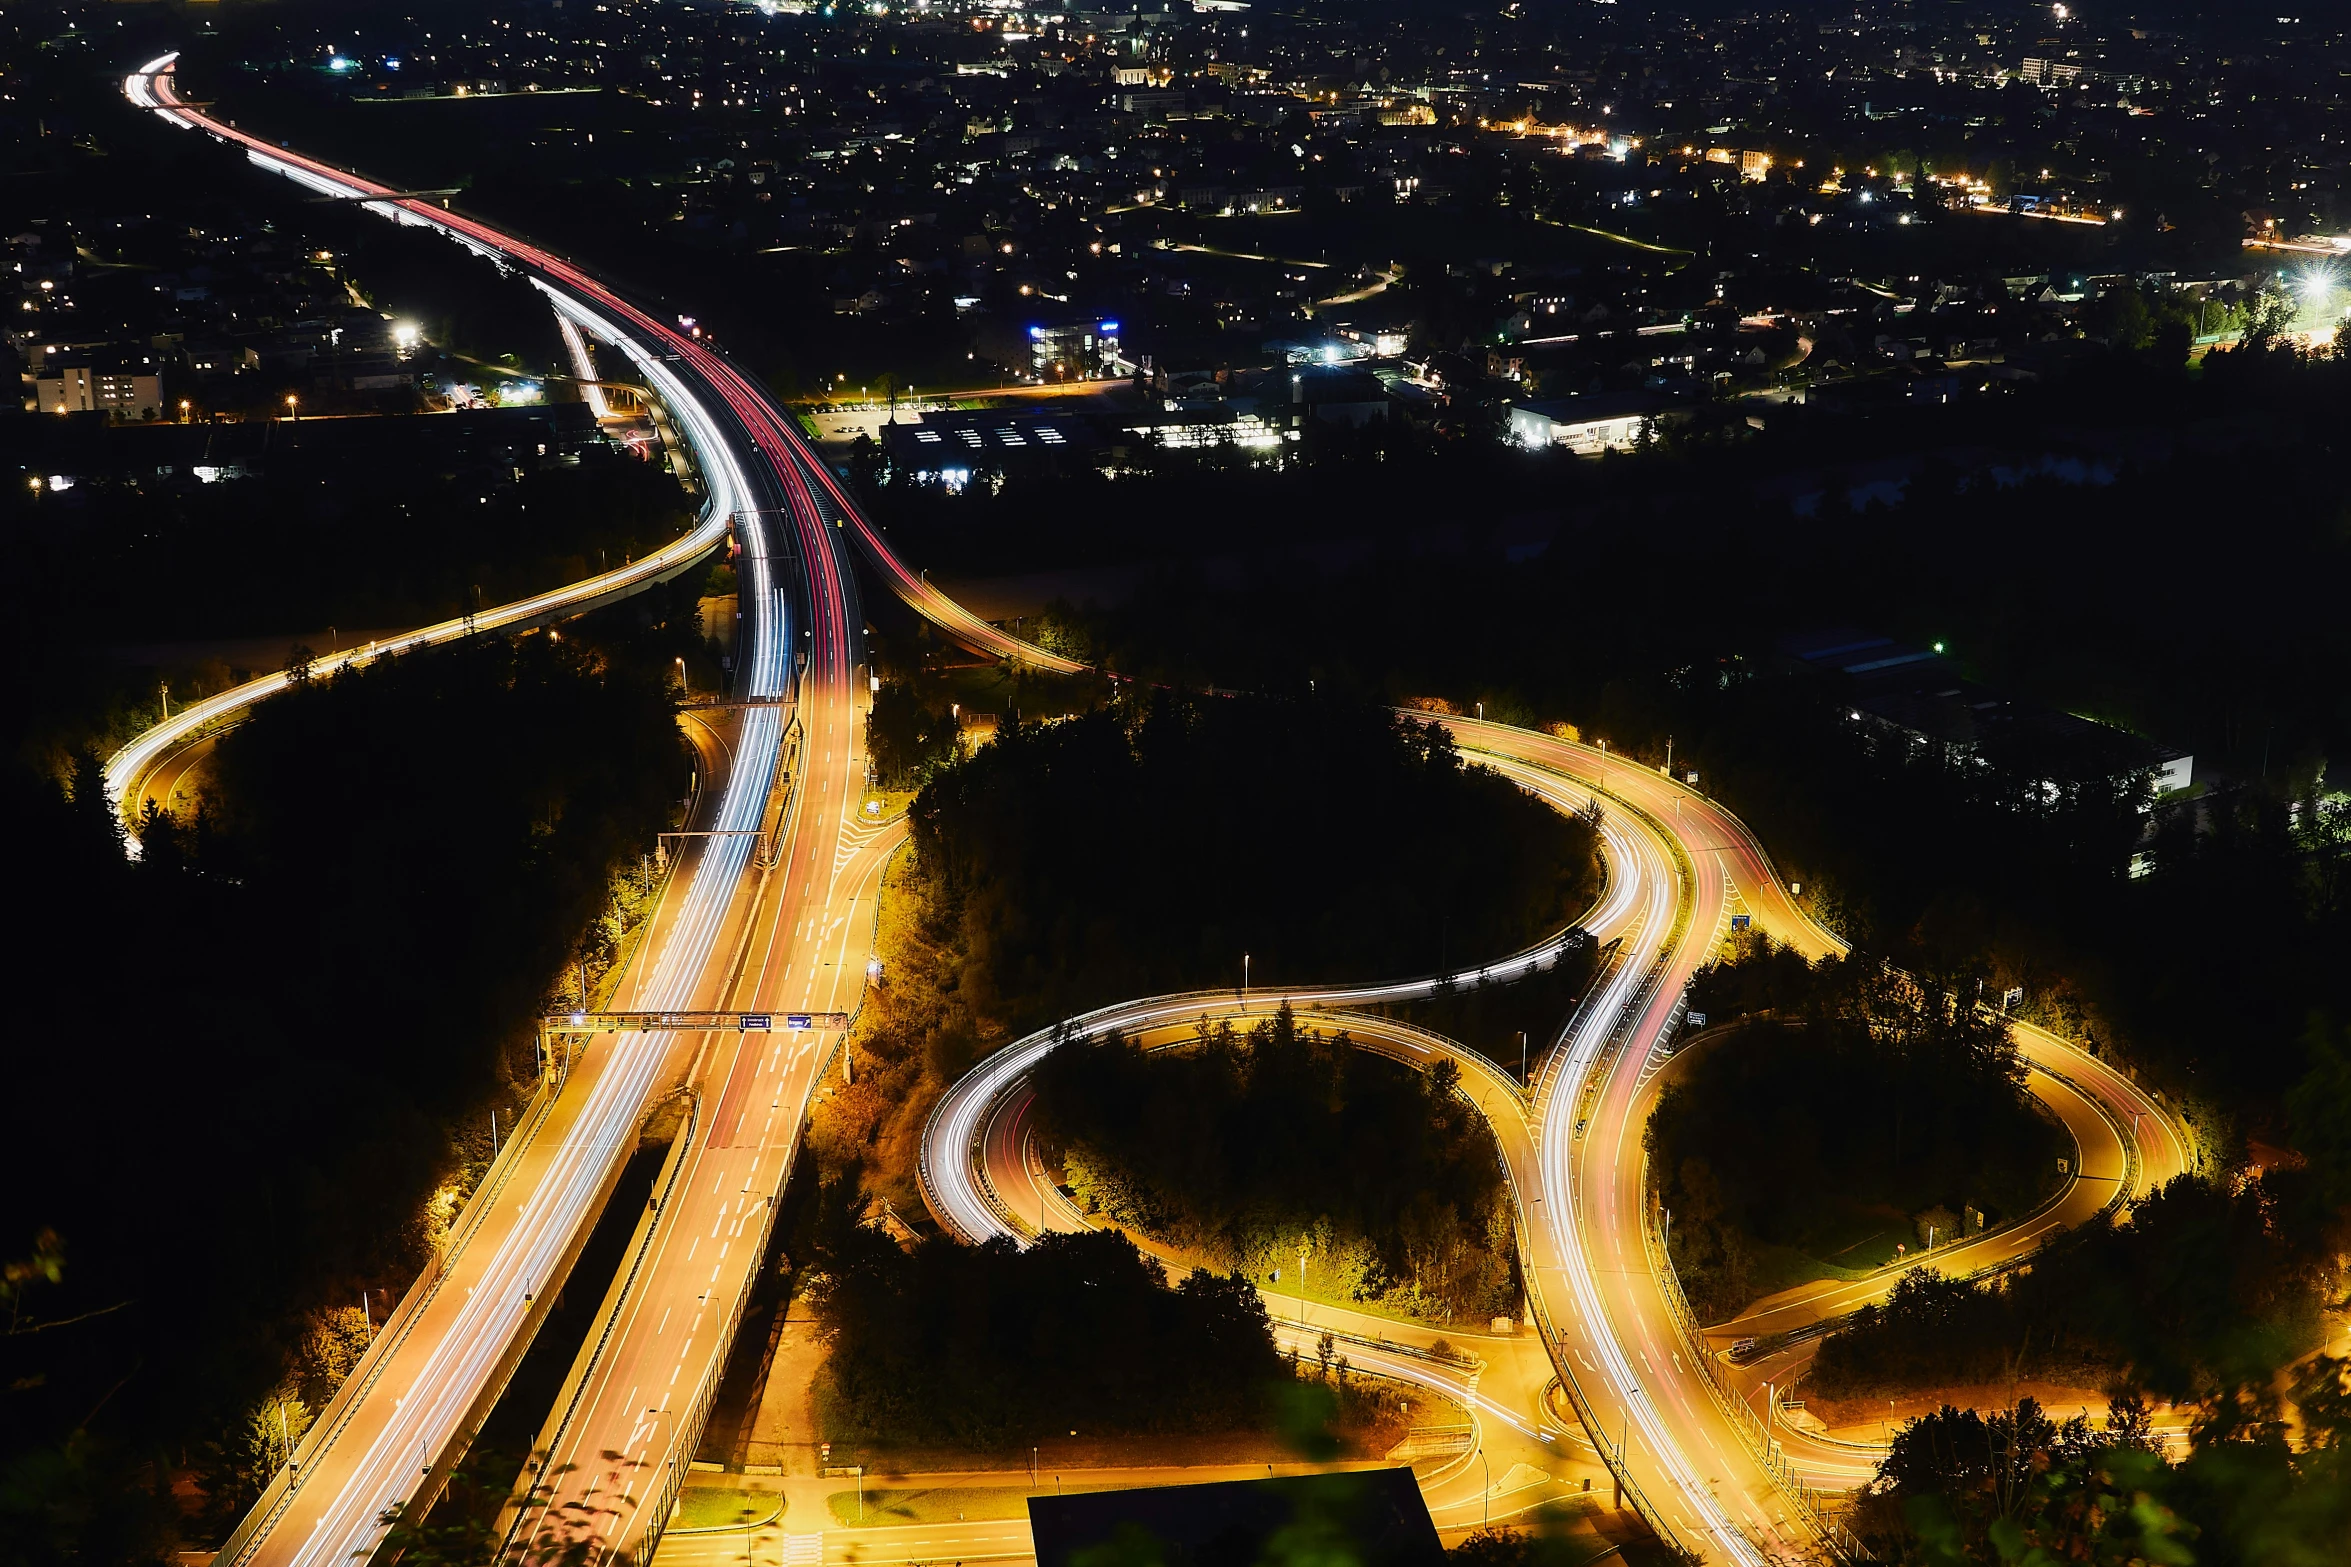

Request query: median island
[
  {"left": 1034, "top": 1006, "right": 1520, "bottom": 1328},
  {"left": 1646, "top": 937, "right": 2067, "bottom": 1323}
]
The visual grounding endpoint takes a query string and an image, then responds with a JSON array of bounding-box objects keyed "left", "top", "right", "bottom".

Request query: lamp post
[{"left": 285, "top": 393, "right": 298, "bottom": 422}]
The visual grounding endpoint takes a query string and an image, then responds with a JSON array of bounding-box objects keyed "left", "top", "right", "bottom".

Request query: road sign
[
  {"left": 739, "top": 1013, "right": 772, "bottom": 1030},
  {"left": 1730, "top": 913, "right": 1750, "bottom": 930},
  {"left": 786, "top": 1013, "right": 812, "bottom": 1030}
]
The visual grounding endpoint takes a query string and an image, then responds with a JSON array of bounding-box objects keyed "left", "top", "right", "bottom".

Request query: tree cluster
[
  {"left": 908, "top": 693, "right": 1599, "bottom": 1034},
  {"left": 0, "top": 446, "right": 693, "bottom": 648},
  {"left": 807, "top": 1202, "right": 1285, "bottom": 1450},
  {"left": 1648, "top": 942, "right": 2062, "bottom": 1320},
  {"left": 1811, "top": 1172, "right": 2333, "bottom": 1408},
  {"left": 0, "top": 628, "right": 687, "bottom": 1558},
  {"left": 1033, "top": 1006, "right": 1519, "bottom": 1324},
  {"left": 1859, "top": 1369, "right": 2351, "bottom": 1567}
]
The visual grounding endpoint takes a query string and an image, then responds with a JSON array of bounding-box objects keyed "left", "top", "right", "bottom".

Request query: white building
[
  {"left": 34, "top": 349, "right": 163, "bottom": 421},
  {"left": 1509, "top": 394, "right": 1662, "bottom": 454}
]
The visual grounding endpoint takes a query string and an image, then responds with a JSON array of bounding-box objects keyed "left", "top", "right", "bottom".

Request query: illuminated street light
[{"left": 285, "top": 393, "right": 299, "bottom": 421}]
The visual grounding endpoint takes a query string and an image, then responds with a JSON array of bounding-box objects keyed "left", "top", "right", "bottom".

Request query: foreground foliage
[
  {"left": 1860, "top": 1369, "right": 2351, "bottom": 1566},
  {"left": 1812, "top": 1174, "right": 2332, "bottom": 1407}
]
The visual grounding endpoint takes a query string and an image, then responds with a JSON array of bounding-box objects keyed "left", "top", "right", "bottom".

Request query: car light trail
[{"left": 120, "top": 53, "right": 808, "bottom": 1567}]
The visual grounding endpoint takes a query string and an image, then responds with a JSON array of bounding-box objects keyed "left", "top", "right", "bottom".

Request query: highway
[
  {"left": 119, "top": 49, "right": 2194, "bottom": 1567},
  {"left": 120, "top": 50, "right": 1086, "bottom": 1567},
  {"left": 928, "top": 723, "right": 2197, "bottom": 1563},
  {"left": 121, "top": 52, "right": 859, "bottom": 1567}
]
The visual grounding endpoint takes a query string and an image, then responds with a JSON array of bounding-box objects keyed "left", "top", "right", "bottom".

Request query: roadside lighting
[
  {"left": 179, "top": 398, "right": 191, "bottom": 422},
  {"left": 645, "top": 1406, "right": 677, "bottom": 1506},
  {"left": 285, "top": 393, "right": 299, "bottom": 420}
]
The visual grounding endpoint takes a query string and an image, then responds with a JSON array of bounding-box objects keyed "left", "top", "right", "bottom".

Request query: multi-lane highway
[
  {"left": 119, "top": 47, "right": 1092, "bottom": 1567},
  {"left": 121, "top": 50, "right": 883, "bottom": 1567}
]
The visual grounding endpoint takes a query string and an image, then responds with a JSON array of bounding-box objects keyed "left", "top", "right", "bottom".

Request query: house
[{"left": 34, "top": 346, "right": 163, "bottom": 422}]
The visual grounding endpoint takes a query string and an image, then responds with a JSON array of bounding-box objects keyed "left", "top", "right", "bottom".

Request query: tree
[
  {"left": 195, "top": 1387, "right": 313, "bottom": 1534},
  {"left": 1861, "top": 1397, "right": 2194, "bottom": 1565},
  {"left": 2241, "top": 290, "right": 2299, "bottom": 354},
  {"left": 866, "top": 682, "right": 959, "bottom": 787},
  {"left": 65, "top": 749, "right": 122, "bottom": 862},
  {"left": 2285, "top": 1016, "right": 2351, "bottom": 1210}
]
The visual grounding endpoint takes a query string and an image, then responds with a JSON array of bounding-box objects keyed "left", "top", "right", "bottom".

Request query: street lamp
[{"left": 285, "top": 393, "right": 299, "bottom": 421}]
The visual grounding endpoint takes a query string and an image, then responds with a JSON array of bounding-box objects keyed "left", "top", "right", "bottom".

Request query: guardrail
[
  {"left": 1515, "top": 768, "right": 1855, "bottom": 1563},
  {"left": 1638, "top": 1153, "right": 1869, "bottom": 1562},
  {"left": 499, "top": 1091, "right": 702, "bottom": 1553},
  {"left": 635, "top": 1090, "right": 803, "bottom": 1563}
]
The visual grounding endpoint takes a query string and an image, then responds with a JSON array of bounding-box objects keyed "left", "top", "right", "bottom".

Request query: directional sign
[
  {"left": 739, "top": 1013, "right": 773, "bottom": 1030},
  {"left": 1730, "top": 913, "right": 1750, "bottom": 931},
  {"left": 786, "top": 1014, "right": 813, "bottom": 1031}
]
